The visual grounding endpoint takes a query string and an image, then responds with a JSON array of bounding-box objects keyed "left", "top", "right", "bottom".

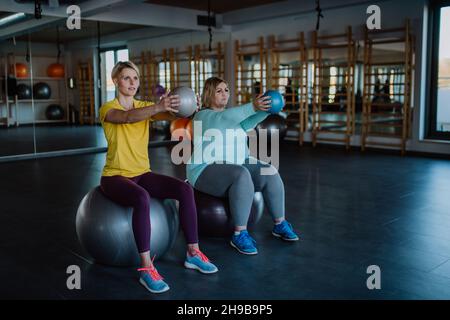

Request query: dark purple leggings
[{"left": 100, "top": 172, "right": 198, "bottom": 253}]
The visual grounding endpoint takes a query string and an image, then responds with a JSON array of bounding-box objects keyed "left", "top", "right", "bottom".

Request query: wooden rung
[
  {"left": 316, "top": 44, "right": 351, "bottom": 49},
  {"left": 318, "top": 120, "right": 348, "bottom": 124},
  {"left": 370, "top": 103, "right": 404, "bottom": 107},
  {"left": 319, "top": 111, "right": 348, "bottom": 115},
  {"left": 273, "top": 38, "right": 300, "bottom": 45},
  {"left": 238, "top": 68, "right": 263, "bottom": 73},
  {"left": 364, "top": 141, "right": 403, "bottom": 148},
  {"left": 271, "top": 66, "right": 303, "bottom": 71},
  {"left": 368, "top": 61, "right": 406, "bottom": 66},
  {"left": 239, "top": 43, "right": 260, "bottom": 48},
  {"left": 366, "top": 72, "right": 405, "bottom": 76},
  {"left": 271, "top": 48, "right": 302, "bottom": 53},
  {"left": 318, "top": 33, "right": 347, "bottom": 40},
  {"left": 367, "top": 27, "right": 405, "bottom": 34},
  {"left": 371, "top": 93, "right": 405, "bottom": 96},
  {"left": 237, "top": 77, "right": 261, "bottom": 80},
  {"left": 236, "top": 50, "right": 264, "bottom": 56},
  {"left": 367, "top": 122, "right": 403, "bottom": 127},
  {"left": 370, "top": 38, "right": 406, "bottom": 45},
  {"left": 315, "top": 136, "right": 347, "bottom": 142},
  {"left": 366, "top": 132, "right": 402, "bottom": 138},
  {"left": 319, "top": 102, "right": 349, "bottom": 106},
  {"left": 364, "top": 83, "right": 406, "bottom": 86},
  {"left": 366, "top": 112, "right": 403, "bottom": 116}
]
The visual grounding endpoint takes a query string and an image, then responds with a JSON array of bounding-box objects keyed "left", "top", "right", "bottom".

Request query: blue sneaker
[
  {"left": 184, "top": 249, "right": 218, "bottom": 274},
  {"left": 272, "top": 220, "right": 299, "bottom": 241},
  {"left": 138, "top": 265, "right": 170, "bottom": 294},
  {"left": 230, "top": 230, "right": 258, "bottom": 255}
]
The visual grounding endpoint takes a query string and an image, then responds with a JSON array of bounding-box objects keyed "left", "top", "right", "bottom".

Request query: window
[
  {"left": 428, "top": 1, "right": 450, "bottom": 139},
  {"left": 100, "top": 47, "right": 129, "bottom": 104},
  {"left": 191, "top": 59, "right": 212, "bottom": 93},
  {"left": 278, "top": 64, "right": 293, "bottom": 94},
  {"left": 159, "top": 61, "right": 170, "bottom": 91}
]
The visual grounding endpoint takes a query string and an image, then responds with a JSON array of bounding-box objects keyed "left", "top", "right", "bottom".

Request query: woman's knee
[
  {"left": 178, "top": 180, "right": 195, "bottom": 200},
  {"left": 232, "top": 167, "right": 254, "bottom": 193},
  {"left": 133, "top": 189, "right": 151, "bottom": 211},
  {"left": 266, "top": 171, "right": 284, "bottom": 190}
]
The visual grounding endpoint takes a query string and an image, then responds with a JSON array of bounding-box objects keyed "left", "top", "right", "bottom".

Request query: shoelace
[
  {"left": 238, "top": 232, "right": 256, "bottom": 246},
  {"left": 190, "top": 248, "right": 210, "bottom": 262},
  {"left": 278, "top": 221, "right": 292, "bottom": 233},
  {"left": 137, "top": 256, "right": 163, "bottom": 281}
]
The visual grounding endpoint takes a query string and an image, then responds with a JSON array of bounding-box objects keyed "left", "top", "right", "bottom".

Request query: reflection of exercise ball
[
  {"left": 76, "top": 187, "right": 179, "bottom": 267},
  {"left": 194, "top": 189, "right": 264, "bottom": 238},
  {"left": 45, "top": 104, "right": 64, "bottom": 120},
  {"left": 256, "top": 114, "right": 287, "bottom": 140},
  {"left": 16, "top": 83, "right": 32, "bottom": 99},
  {"left": 15, "top": 63, "right": 28, "bottom": 78},
  {"left": 170, "top": 118, "right": 191, "bottom": 140},
  {"left": 47, "top": 63, "right": 65, "bottom": 78},
  {"left": 169, "top": 86, "right": 197, "bottom": 118},
  {"left": 33, "top": 82, "right": 51, "bottom": 99},
  {"left": 263, "top": 90, "right": 285, "bottom": 114}
]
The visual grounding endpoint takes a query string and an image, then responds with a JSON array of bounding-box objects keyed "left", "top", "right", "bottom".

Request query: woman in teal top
[{"left": 187, "top": 77, "right": 299, "bottom": 255}]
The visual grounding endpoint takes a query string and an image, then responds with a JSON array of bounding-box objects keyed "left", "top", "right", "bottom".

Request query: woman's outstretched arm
[
  {"left": 221, "top": 94, "right": 271, "bottom": 123},
  {"left": 104, "top": 94, "right": 180, "bottom": 124}
]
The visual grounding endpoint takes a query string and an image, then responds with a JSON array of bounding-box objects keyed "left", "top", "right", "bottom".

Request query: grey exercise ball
[
  {"left": 76, "top": 187, "right": 179, "bottom": 267},
  {"left": 169, "top": 86, "right": 197, "bottom": 118}
]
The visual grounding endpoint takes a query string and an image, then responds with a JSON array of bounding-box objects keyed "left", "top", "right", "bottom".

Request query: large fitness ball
[
  {"left": 76, "top": 187, "right": 179, "bottom": 267},
  {"left": 14, "top": 63, "right": 28, "bottom": 78},
  {"left": 256, "top": 114, "right": 287, "bottom": 140},
  {"left": 16, "top": 83, "right": 32, "bottom": 99},
  {"left": 186, "top": 119, "right": 194, "bottom": 141},
  {"left": 194, "top": 189, "right": 264, "bottom": 238},
  {"left": 170, "top": 118, "right": 191, "bottom": 141},
  {"left": 263, "top": 90, "right": 285, "bottom": 114},
  {"left": 47, "top": 63, "right": 65, "bottom": 78},
  {"left": 45, "top": 104, "right": 64, "bottom": 120},
  {"left": 169, "top": 86, "right": 197, "bottom": 118},
  {"left": 33, "top": 82, "right": 51, "bottom": 99}
]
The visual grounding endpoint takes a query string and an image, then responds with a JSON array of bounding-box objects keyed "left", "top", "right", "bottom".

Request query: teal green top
[{"left": 186, "top": 103, "right": 269, "bottom": 186}]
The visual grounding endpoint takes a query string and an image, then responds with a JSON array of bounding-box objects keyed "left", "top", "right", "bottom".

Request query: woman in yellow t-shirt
[{"left": 99, "top": 61, "right": 217, "bottom": 294}]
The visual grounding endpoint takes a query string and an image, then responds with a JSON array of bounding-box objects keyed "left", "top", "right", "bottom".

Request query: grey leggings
[{"left": 194, "top": 159, "right": 285, "bottom": 227}]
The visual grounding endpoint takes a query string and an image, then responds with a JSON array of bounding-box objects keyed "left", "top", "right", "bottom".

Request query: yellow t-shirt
[{"left": 99, "top": 98, "right": 155, "bottom": 177}]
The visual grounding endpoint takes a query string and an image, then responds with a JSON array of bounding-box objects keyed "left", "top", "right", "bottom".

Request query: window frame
[
  {"left": 98, "top": 46, "right": 129, "bottom": 105},
  {"left": 426, "top": 0, "right": 450, "bottom": 140}
]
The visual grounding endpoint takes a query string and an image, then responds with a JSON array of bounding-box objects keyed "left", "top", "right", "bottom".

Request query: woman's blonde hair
[
  {"left": 201, "top": 76, "right": 228, "bottom": 108},
  {"left": 111, "top": 61, "right": 140, "bottom": 80}
]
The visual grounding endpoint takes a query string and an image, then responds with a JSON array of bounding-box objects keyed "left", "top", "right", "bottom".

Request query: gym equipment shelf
[
  {"left": 268, "top": 32, "right": 308, "bottom": 145},
  {"left": 77, "top": 60, "right": 95, "bottom": 125},
  {"left": 361, "top": 19, "right": 414, "bottom": 155},
  {"left": 311, "top": 26, "right": 356, "bottom": 149},
  {"left": 234, "top": 37, "right": 268, "bottom": 105},
  {"left": 132, "top": 42, "right": 225, "bottom": 102},
  {"left": 0, "top": 53, "right": 69, "bottom": 126}
]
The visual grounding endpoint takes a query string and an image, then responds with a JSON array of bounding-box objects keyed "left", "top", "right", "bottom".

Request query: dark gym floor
[{"left": 1, "top": 141, "right": 450, "bottom": 300}]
